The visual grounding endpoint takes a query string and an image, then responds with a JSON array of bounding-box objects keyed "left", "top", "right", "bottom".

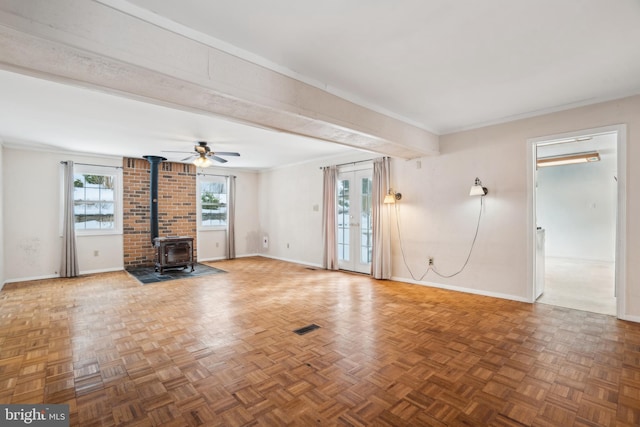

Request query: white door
[{"left": 337, "top": 169, "right": 373, "bottom": 274}]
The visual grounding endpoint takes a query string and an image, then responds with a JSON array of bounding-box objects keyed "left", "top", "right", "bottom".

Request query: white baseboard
[
  {"left": 259, "top": 254, "right": 323, "bottom": 269},
  {"left": 391, "top": 275, "right": 531, "bottom": 303},
  {"left": 198, "top": 253, "right": 261, "bottom": 262},
  {"left": 3, "top": 273, "right": 60, "bottom": 286},
  {"left": 198, "top": 256, "right": 227, "bottom": 262},
  {"left": 618, "top": 313, "right": 640, "bottom": 323},
  {"left": 237, "top": 253, "right": 261, "bottom": 258},
  {"left": 2, "top": 267, "right": 126, "bottom": 287},
  {"left": 80, "top": 267, "right": 124, "bottom": 275}
]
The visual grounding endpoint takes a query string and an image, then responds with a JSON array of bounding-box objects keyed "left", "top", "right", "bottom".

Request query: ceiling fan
[{"left": 163, "top": 141, "right": 240, "bottom": 167}]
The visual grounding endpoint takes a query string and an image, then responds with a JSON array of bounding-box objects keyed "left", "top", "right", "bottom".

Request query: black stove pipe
[{"left": 143, "top": 155, "right": 166, "bottom": 245}]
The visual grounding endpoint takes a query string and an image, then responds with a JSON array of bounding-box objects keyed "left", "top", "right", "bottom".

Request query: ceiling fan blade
[
  {"left": 214, "top": 151, "right": 240, "bottom": 157},
  {"left": 211, "top": 155, "right": 228, "bottom": 163},
  {"left": 162, "top": 150, "right": 193, "bottom": 153},
  {"left": 181, "top": 155, "right": 197, "bottom": 161}
]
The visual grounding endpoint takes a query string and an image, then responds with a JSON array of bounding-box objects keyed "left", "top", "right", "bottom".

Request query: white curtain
[
  {"left": 226, "top": 175, "right": 236, "bottom": 259},
  {"left": 372, "top": 157, "right": 391, "bottom": 279},
  {"left": 322, "top": 166, "right": 339, "bottom": 270},
  {"left": 60, "top": 160, "right": 79, "bottom": 277}
]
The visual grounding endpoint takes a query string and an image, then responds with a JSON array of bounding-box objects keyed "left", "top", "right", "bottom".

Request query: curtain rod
[
  {"left": 60, "top": 161, "right": 123, "bottom": 169},
  {"left": 319, "top": 157, "right": 382, "bottom": 170},
  {"left": 197, "top": 172, "right": 236, "bottom": 178}
]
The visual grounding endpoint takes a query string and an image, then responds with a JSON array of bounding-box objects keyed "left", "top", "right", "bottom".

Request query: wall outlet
[
  {"left": 215, "top": 242, "right": 219, "bottom": 248},
  {"left": 428, "top": 257, "right": 434, "bottom": 266},
  {"left": 287, "top": 243, "right": 290, "bottom": 249},
  {"left": 94, "top": 250, "right": 99, "bottom": 257}
]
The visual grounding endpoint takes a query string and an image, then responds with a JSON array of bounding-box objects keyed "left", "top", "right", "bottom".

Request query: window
[
  {"left": 67, "top": 165, "right": 122, "bottom": 235},
  {"left": 199, "top": 176, "right": 227, "bottom": 228},
  {"left": 360, "top": 177, "right": 372, "bottom": 264},
  {"left": 338, "top": 178, "right": 350, "bottom": 261}
]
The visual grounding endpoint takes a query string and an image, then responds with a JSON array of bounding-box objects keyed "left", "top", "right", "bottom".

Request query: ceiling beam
[{"left": 0, "top": 0, "right": 438, "bottom": 159}]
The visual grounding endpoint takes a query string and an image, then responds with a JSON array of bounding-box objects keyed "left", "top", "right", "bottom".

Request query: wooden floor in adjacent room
[{"left": 1, "top": 257, "right": 639, "bottom": 426}]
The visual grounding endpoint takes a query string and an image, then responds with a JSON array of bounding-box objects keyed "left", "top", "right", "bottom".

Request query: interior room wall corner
[{"left": 0, "top": 141, "right": 4, "bottom": 288}]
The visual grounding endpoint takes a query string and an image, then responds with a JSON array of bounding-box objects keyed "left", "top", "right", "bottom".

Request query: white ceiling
[
  {"left": 0, "top": 70, "right": 365, "bottom": 169},
  {"left": 537, "top": 132, "right": 617, "bottom": 160},
  {"left": 1, "top": 0, "right": 640, "bottom": 169},
  {"left": 121, "top": 0, "right": 640, "bottom": 133}
]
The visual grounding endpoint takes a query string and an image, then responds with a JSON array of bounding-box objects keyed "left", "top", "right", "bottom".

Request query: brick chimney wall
[{"left": 123, "top": 158, "right": 197, "bottom": 268}]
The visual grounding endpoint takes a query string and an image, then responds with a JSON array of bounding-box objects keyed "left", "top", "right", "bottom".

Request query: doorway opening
[
  {"left": 337, "top": 165, "right": 373, "bottom": 274},
  {"left": 528, "top": 125, "right": 626, "bottom": 317}
]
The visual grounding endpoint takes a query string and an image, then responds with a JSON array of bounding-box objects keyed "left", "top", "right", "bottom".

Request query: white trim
[
  {"left": 236, "top": 253, "right": 261, "bottom": 259},
  {"left": 196, "top": 174, "right": 228, "bottom": 231},
  {"left": 259, "top": 254, "right": 323, "bottom": 269},
  {"left": 526, "top": 124, "right": 627, "bottom": 319},
  {"left": 619, "top": 314, "right": 640, "bottom": 324},
  {"left": 391, "top": 276, "right": 531, "bottom": 303},
  {"left": 1, "top": 140, "right": 124, "bottom": 161},
  {"left": 3, "top": 267, "right": 127, "bottom": 286},
  {"left": 616, "top": 127, "right": 628, "bottom": 319},
  {"left": 3, "top": 273, "right": 60, "bottom": 285},
  {"left": 198, "top": 253, "right": 261, "bottom": 263},
  {"left": 79, "top": 267, "right": 124, "bottom": 275},
  {"left": 69, "top": 164, "right": 124, "bottom": 236},
  {"left": 525, "top": 137, "right": 536, "bottom": 303},
  {"left": 197, "top": 256, "right": 227, "bottom": 262}
]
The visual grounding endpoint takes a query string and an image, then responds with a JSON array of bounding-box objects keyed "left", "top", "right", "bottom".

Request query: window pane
[
  {"left": 360, "top": 177, "right": 372, "bottom": 264},
  {"left": 73, "top": 173, "right": 116, "bottom": 230},
  {"left": 200, "top": 179, "right": 227, "bottom": 226},
  {"left": 98, "top": 214, "right": 115, "bottom": 229},
  {"left": 337, "top": 179, "right": 350, "bottom": 261}
]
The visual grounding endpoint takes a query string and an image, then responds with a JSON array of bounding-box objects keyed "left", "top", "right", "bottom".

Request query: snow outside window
[
  {"left": 73, "top": 173, "right": 116, "bottom": 230},
  {"left": 199, "top": 177, "right": 227, "bottom": 228},
  {"left": 64, "top": 164, "right": 122, "bottom": 236}
]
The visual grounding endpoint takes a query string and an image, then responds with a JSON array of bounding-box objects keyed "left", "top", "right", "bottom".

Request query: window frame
[
  {"left": 65, "top": 164, "right": 123, "bottom": 236},
  {"left": 197, "top": 175, "right": 228, "bottom": 231}
]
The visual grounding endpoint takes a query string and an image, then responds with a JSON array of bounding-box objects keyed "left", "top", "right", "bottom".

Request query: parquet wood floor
[{"left": 1, "top": 257, "right": 639, "bottom": 426}]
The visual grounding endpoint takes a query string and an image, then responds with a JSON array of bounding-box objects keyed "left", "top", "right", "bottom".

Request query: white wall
[
  {"left": 258, "top": 163, "right": 324, "bottom": 266},
  {"left": 389, "top": 137, "right": 526, "bottom": 301},
  {"left": 389, "top": 95, "right": 640, "bottom": 319},
  {"left": 3, "top": 147, "right": 261, "bottom": 280},
  {"left": 255, "top": 96, "right": 640, "bottom": 320},
  {"left": 258, "top": 153, "right": 373, "bottom": 266},
  {"left": 0, "top": 143, "right": 4, "bottom": 288},
  {"left": 2, "top": 147, "right": 123, "bottom": 282},
  {"left": 197, "top": 169, "right": 260, "bottom": 260},
  {"left": 4, "top": 96, "right": 640, "bottom": 321},
  {"left": 536, "top": 138, "right": 617, "bottom": 261}
]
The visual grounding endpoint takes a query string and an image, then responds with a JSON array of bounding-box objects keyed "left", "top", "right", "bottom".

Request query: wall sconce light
[
  {"left": 384, "top": 189, "right": 402, "bottom": 204},
  {"left": 469, "top": 177, "right": 488, "bottom": 196}
]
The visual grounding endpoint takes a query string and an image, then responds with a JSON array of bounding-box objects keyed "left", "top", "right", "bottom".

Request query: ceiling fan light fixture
[
  {"left": 193, "top": 155, "right": 212, "bottom": 168},
  {"left": 162, "top": 141, "right": 240, "bottom": 166}
]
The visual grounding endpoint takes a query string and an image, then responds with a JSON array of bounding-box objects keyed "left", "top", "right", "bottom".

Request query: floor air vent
[{"left": 293, "top": 324, "right": 320, "bottom": 335}]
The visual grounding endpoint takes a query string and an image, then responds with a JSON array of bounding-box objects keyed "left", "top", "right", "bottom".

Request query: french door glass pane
[
  {"left": 338, "top": 179, "right": 350, "bottom": 261},
  {"left": 360, "top": 178, "right": 373, "bottom": 264}
]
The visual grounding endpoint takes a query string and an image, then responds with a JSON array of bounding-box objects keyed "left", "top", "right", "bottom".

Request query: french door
[{"left": 337, "top": 168, "right": 373, "bottom": 273}]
